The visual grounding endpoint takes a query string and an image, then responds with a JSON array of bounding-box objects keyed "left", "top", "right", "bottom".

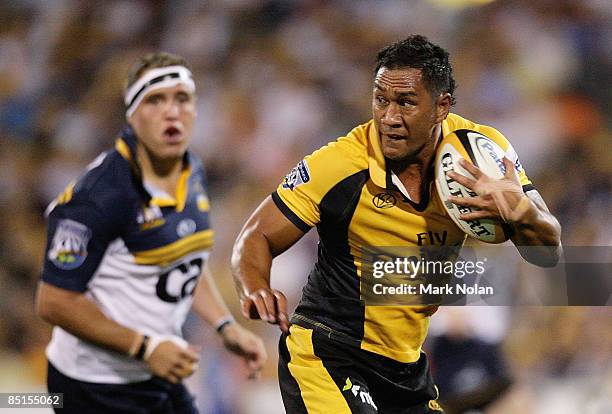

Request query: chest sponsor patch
[
  {"left": 176, "top": 218, "right": 197, "bottom": 237},
  {"left": 282, "top": 160, "right": 310, "bottom": 190},
  {"left": 48, "top": 219, "right": 92, "bottom": 269}
]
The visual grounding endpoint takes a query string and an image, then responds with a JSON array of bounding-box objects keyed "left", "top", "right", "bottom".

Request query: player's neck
[
  {"left": 389, "top": 124, "right": 440, "bottom": 179},
  {"left": 388, "top": 124, "right": 441, "bottom": 202},
  {"left": 137, "top": 145, "right": 185, "bottom": 196}
]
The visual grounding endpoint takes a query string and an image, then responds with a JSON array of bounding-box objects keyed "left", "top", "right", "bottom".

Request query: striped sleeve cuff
[
  {"left": 271, "top": 191, "right": 312, "bottom": 233},
  {"left": 522, "top": 184, "right": 536, "bottom": 193}
]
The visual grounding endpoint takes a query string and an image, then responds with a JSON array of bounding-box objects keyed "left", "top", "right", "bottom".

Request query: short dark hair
[
  {"left": 125, "top": 52, "right": 191, "bottom": 92},
  {"left": 375, "top": 35, "right": 456, "bottom": 105}
]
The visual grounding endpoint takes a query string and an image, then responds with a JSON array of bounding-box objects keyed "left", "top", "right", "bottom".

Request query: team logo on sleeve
[
  {"left": 282, "top": 160, "right": 310, "bottom": 191},
  {"left": 48, "top": 219, "right": 92, "bottom": 269}
]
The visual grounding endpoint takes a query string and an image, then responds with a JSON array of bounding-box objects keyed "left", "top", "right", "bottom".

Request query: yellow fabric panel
[
  {"left": 361, "top": 306, "right": 429, "bottom": 363},
  {"left": 348, "top": 179, "right": 465, "bottom": 361},
  {"left": 365, "top": 120, "right": 387, "bottom": 189},
  {"left": 443, "top": 113, "right": 532, "bottom": 187},
  {"left": 149, "top": 197, "right": 177, "bottom": 207},
  {"left": 175, "top": 167, "right": 191, "bottom": 212},
  {"left": 275, "top": 123, "right": 370, "bottom": 227},
  {"left": 285, "top": 325, "right": 351, "bottom": 414},
  {"left": 348, "top": 180, "right": 467, "bottom": 260},
  {"left": 133, "top": 229, "right": 214, "bottom": 266}
]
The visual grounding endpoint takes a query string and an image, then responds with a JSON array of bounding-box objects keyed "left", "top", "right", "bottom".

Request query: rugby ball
[{"left": 434, "top": 129, "right": 510, "bottom": 244}]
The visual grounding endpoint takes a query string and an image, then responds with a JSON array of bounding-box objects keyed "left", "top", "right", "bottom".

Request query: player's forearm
[
  {"left": 231, "top": 226, "right": 274, "bottom": 298},
  {"left": 191, "top": 265, "right": 233, "bottom": 326},
  {"left": 510, "top": 201, "right": 562, "bottom": 266},
  {"left": 512, "top": 207, "right": 561, "bottom": 245},
  {"left": 36, "top": 282, "right": 139, "bottom": 355}
]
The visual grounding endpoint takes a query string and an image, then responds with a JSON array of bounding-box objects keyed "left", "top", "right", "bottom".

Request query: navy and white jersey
[{"left": 41, "top": 127, "right": 214, "bottom": 384}]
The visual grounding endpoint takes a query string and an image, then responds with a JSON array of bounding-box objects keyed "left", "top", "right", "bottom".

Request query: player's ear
[{"left": 434, "top": 93, "right": 451, "bottom": 123}]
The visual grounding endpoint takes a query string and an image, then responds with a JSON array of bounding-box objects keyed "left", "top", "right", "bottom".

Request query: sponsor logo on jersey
[
  {"left": 342, "top": 378, "right": 378, "bottom": 410},
  {"left": 282, "top": 160, "right": 310, "bottom": 190},
  {"left": 156, "top": 258, "right": 202, "bottom": 303},
  {"left": 417, "top": 231, "right": 448, "bottom": 246},
  {"left": 48, "top": 219, "right": 92, "bottom": 269},
  {"left": 137, "top": 205, "right": 165, "bottom": 231},
  {"left": 372, "top": 192, "right": 397, "bottom": 209},
  {"left": 176, "top": 218, "right": 197, "bottom": 237}
]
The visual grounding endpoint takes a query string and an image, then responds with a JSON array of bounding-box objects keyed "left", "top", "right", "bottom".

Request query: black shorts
[
  {"left": 47, "top": 362, "right": 198, "bottom": 414},
  {"left": 278, "top": 325, "right": 444, "bottom": 414}
]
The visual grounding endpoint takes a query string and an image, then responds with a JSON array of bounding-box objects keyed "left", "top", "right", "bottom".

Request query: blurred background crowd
[{"left": 0, "top": 0, "right": 610, "bottom": 413}]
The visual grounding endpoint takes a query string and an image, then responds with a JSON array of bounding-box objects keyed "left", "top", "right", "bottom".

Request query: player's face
[
  {"left": 372, "top": 67, "right": 448, "bottom": 162},
  {"left": 128, "top": 83, "right": 197, "bottom": 161}
]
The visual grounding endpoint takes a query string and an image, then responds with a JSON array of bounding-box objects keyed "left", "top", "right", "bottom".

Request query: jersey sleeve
[
  {"left": 273, "top": 135, "right": 367, "bottom": 232},
  {"left": 478, "top": 125, "right": 535, "bottom": 192},
  {"left": 41, "top": 193, "right": 119, "bottom": 292}
]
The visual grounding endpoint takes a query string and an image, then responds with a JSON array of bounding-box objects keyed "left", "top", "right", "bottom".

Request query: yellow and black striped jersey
[{"left": 273, "top": 113, "right": 532, "bottom": 363}]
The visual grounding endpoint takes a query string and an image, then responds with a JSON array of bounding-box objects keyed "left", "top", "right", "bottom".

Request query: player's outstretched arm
[
  {"left": 36, "top": 282, "right": 199, "bottom": 383},
  {"left": 190, "top": 263, "right": 267, "bottom": 379},
  {"left": 231, "top": 195, "right": 306, "bottom": 333},
  {"left": 449, "top": 157, "right": 562, "bottom": 266}
]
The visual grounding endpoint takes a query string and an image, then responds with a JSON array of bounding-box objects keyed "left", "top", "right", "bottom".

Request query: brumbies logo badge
[
  {"left": 48, "top": 219, "right": 92, "bottom": 269},
  {"left": 282, "top": 160, "right": 310, "bottom": 191}
]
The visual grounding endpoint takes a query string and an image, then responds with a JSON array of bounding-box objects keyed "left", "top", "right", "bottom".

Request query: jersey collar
[
  {"left": 366, "top": 119, "right": 442, "bottom": 212},
  {"left": 367, "top": 120, "right": 387, "bottom": 189},
  {"left": 115, "top": 125, "right": 191, "bottom": 211}
]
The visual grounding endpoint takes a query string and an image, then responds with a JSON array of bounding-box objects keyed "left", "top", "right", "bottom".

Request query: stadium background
[{"left": 0, "top": 0, "right": 609, "bottom": 413}]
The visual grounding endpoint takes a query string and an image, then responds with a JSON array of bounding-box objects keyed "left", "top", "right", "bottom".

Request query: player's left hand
[
  {"left": 220, "top": 323, "right": 267, "bottom": 380},
  {"left": 447, "top": 157, "right": 530, "bottom": 223}
]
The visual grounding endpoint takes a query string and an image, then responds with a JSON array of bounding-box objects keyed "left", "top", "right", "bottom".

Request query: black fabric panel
[
  {"left": 294, "top": 169, "right": 370, "bottom": 342},
  {"left": 47, "top": 361, "right": 198, "bottom": 413},
  {"left": 271, "top": 191, "right": 312, "bottom": 233},
  {"left": 277, "top": 333, "right": 309, "bottom": 414}
]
